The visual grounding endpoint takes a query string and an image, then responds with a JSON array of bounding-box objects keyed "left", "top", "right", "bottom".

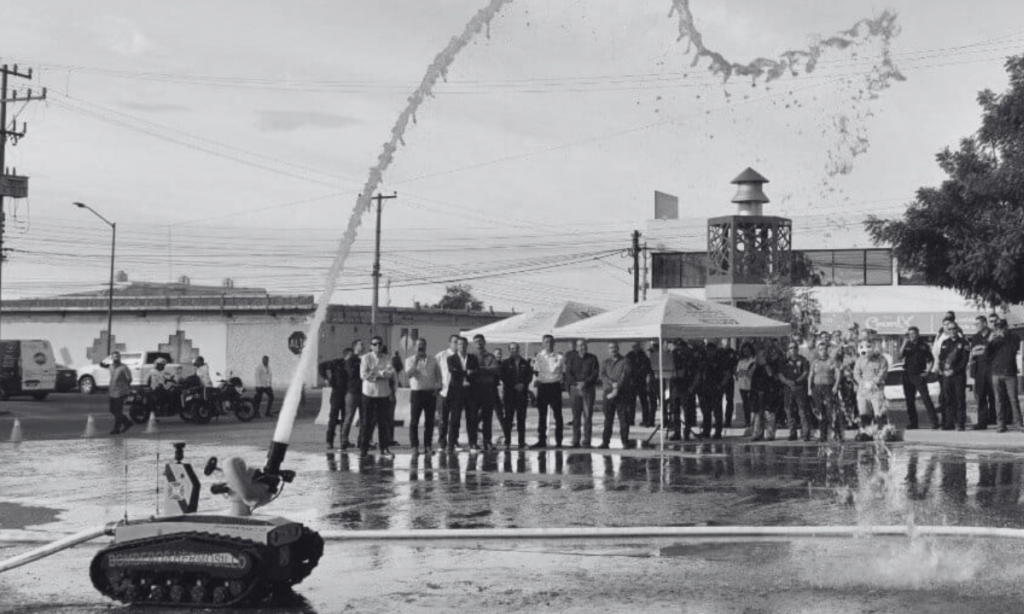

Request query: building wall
[{"left": 226, "top": 316, "right": 315, "bottom": 388}]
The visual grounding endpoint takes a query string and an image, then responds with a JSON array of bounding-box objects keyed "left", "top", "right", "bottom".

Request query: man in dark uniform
[
  {"left": 471, "top": 334, "right": 500, "bottom": 451},
  {"left": 969, "top": 315, "right": 996, "bottom": 430},
  {"left": 668, "top": 339, "right": 701, "bottom": 440},
  {"left": 319, "top": 347, "right": 352, "bottom": 449},
  {"left": 642, "top": 340, "right": 660, "bottom": 427},
  {"left": 698, "top": 341, "right": 728, "bottom": 439},
  {"left": 499, "top": 343, "right": 533, "bottom": 448},
  {"left": 899, "top": 326, "right": 937, "bottom": 429},
  {"left": 338, "top": 340, "right": 364, "bottom": 450},
  {"left": 778, "top": 341, "right": 811, "bottom": 441},
  {"left": 938, "top": 322, "right": 971, "bottom": 431},
  {"left": 626, "top": 341, "right": 652, "bottom": 427},
  {"left": 716, "top": 342, "right": 739, "bottom": 428}
]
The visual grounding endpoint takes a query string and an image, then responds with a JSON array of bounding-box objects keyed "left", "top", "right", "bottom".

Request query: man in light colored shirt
[
  {"left": 359, "top": 336, "right": 396, "bottom": 458},
  {"left": 435, "top": 334, "right": 459, "bottom": 449},
  {"left": 532, "top": 334, "right": 566, "bottom": 449},
  {"left": 253, "top": 355, "right": 274, "bottom": 418},
  {"left": 108, "top": 351, "right": 133, "bottom": 435},
  {"left": 406, "top": 338, "right": 441, "bottom": 453}
]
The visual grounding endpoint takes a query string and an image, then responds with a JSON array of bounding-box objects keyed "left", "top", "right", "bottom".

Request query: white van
[{"left": 0, "top": 339, "right": 58, "bottom": 401}]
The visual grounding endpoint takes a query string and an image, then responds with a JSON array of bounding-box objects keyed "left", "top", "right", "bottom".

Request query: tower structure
[{"left": 704, "top": 168, "right": 791, "bottom": 302}]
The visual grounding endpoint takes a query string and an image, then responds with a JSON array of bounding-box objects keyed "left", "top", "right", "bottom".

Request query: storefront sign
[{"left": 819, "top": 311, "right": 984, "bottom": 335}]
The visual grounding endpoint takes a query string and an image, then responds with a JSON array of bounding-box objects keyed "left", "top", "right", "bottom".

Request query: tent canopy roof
[{"left": 461, "top": 301, "right": 604, "bottom": 344}]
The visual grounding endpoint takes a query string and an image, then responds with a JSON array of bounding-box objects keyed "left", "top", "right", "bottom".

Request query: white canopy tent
[
  {"left": 461, "top": 301, "right": 605, "bottom": 345},
  {"left": 554, "top": 293, "right": 791, "bottom": 450}
]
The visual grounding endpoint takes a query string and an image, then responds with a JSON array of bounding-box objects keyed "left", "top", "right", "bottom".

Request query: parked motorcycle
[
  {"left": 124, "top": 383, "right": 183, "bottom": 424},
  {"left": 180, "top": 373, "right": 255, "bottom": 424}
]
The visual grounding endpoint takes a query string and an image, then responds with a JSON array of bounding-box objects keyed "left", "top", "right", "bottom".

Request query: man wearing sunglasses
[{"left": 359, "top": 336, "right": 396, "bottom": 458}]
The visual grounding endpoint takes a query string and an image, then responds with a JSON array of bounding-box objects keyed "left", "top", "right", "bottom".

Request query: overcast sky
[{"left": 1, "top": 0, "right": 1022, "bottom": 311}]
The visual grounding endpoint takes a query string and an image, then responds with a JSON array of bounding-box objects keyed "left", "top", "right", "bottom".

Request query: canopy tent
[
  {"left": 553, "top": 293, "right": 791, "bottom": 341},
  {"left": 554, "top": 294, "right": 791, "bottom": 451},
  {"left": 461, "top": 301, "right": 605, "bottom": 344}
]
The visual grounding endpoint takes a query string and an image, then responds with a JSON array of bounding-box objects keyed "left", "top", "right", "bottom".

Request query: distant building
[{"left": 0, "top": 279, "right": 509, "bottom": 389}]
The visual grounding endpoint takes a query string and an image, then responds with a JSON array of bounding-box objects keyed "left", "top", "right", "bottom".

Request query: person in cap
[
  {"left": 809, "top": 339, "right": 841, "bottom": 442},
  {"left": 146, "top": 357, "right": 176, "bottom": 413},
  {"left": 898, "top": 326, "right": 937, "bottom": 429}
]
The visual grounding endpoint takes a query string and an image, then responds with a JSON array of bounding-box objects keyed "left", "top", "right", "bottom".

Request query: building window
[{"left": 652, "top": 252, "right": 707, "bottom": 289}]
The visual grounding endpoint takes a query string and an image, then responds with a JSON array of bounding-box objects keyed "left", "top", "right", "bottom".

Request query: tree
[
  {"left": 740, "top": 274, "right": 821, "bottom": 340},
  {"left": 865, "top": 54, "right": 1024, "bottom": 306},
  {"left": 433, "top": 284, "right": 484, "bottom": 311}
]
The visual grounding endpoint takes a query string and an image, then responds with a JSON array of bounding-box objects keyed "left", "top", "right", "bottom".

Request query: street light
[{"left": 73, "top": 202, "right": 116, "bottom": 356}]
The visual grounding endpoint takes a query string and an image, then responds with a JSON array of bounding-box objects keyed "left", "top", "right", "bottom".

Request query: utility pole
[
  {"left": 641, "top": 241, "right": 649, "bottom": 301},
  {"left": 0, "top": 64, "right": 46, "bottom": 298},
  {"left": 631, "top": 230, "right": 641, "bottom": 303},
  {"left": 370, "top": 191, "right": 397, "bottom": 332}
]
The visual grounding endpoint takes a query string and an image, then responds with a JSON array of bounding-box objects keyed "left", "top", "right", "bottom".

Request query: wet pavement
[{"left": 4, "top": 420, "right": 1024, "bottom": 612}]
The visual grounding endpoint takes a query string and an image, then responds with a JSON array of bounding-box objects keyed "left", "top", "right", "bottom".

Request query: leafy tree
[
  {"left": 433, "top": 284, "right": 484, "bottom": 311},
  {"left": 740, "top": 273, "right": 821, "bottom": 340},
  {"left": 865, "top": 54, "right": 1024, "bottom": 306}
]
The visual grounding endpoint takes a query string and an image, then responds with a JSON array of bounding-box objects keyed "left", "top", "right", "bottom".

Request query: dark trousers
[
  {"left": 993, "top": 375, "right": 1022, "bottom": 428},
  {"left": 437, "top": 394, "right": 451, "bottom": 446},
  {"left": 253, "top": 386, "right": 275, "bottom": 416},
  {"left": 974, "top": 368, "right": 996, "bottom": 426},
  {"left": 668, "top": 378, "right": 683, "bottom": 434},
  {"left": 340, "top": 391, "right": 360, "bottom": 445},
  {"left": 471, "top": 384, "right": 496, "bottom": 445},
  {"left": 812, "top": 385, "right": 841, "bottom": 441},
  {"left": 902, "top": 374, "right": 937, "bottom": 428},
  {"left": 447, "top": 386, "right": 478, "bottom": 447},
  {"left": 721, "top": 378, "right": 735, "bottom": 427},
  {"left": 536, "top": 382, "right": 564, "bottom": 444},
  {"left": 570, "top": 384, "right": 596, "bottom": 446},
  {"left": 326, "top": 392, "right": 345, "bottom": 445},
  {"left": 739, "top": 389, "right": 753, "bottom": 425},
  {"left": 637, "top": 378, "right": 653, "bottom": 426},
  {"left": 941, "top": 373, "right": 967, "bottom": 429},
  {"left": 698, "top": 387, "right": 723, "bottom": 436},
  {"left": 501, "top": 388, "right": 529, "bottom": 445},
  {"left": 602, "top": 394, "right": 630, "bottom": 446},
  {"left": 783, "top": 386, "right": 811, "bottom": 439},
  {"left": 646, "top": 377, "right": 660, "bottom": 426},
  {"left": 409, "top": 389, "right": 436, "bottom": 448},
  {"left": 108, "top": 396, "right": 129, "bottom": 429},
  {"left": 358, "top": 395, "right": 391, "bottom": 452}
]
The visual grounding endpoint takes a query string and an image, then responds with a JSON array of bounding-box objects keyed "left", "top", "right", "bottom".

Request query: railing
[{"left": 0, "top": 294, "right": 315, "bottom": 313}]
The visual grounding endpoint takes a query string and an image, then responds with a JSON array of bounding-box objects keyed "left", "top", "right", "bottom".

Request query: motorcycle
[
  {"left": 125, "top": 383, "right": 183, "bottom": 425},
  {"left": 180, "top": 373, "right": 256, "bottom": 424}
]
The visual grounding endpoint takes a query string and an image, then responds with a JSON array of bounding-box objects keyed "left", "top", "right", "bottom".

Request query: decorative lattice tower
[{"left": 705, "top": 168, "right": 791, "bottom": 302}]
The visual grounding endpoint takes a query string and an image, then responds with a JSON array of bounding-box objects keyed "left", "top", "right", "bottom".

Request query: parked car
[
  {"left": 55, "top": 364, "right": 78, "bottom": 393},
  {"left": 77, "top": 351, "right": 183, "bottom": 394},
  {"left": 884, "top": 362, "right": 941, "bottom": 401}
]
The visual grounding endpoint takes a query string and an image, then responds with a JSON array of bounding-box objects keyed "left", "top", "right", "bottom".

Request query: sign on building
[
  {"left": 288, "top": 331, "right": 306, "bottom": 355},
  {"left": 0, "top": 175, "right": 29, "bottom": 199}
]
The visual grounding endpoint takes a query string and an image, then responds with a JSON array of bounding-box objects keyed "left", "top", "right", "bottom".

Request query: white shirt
[
  {"left": 534, "top": 349, "right": 565, "bottom": 384},
  {"left": 405, "top": 353, "right": 441, "bottom": 391},
  {"left": 436, "top": 348, "right": 455, "bottom": 397},
  {"left": 255, "top": 363, "right": 272, "bottom": 388},
  {"left": 931, "top": 332, "right": 948, "bottom": 373},
  {"left": 196, "top": 364, "right": 213, "bottom": 387},
  {"left": 360, "top": 352, "right": 394, "bottom": 398}
]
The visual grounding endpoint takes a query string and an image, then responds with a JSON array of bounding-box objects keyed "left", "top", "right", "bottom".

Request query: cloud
[
  {"left": 255, "top": 110, "right": 360, "bottom": 132},
  {"left": 93, "top": 16, "right": 151, "bottom": 55},
  {"left": 118, "top": 102, "right": 188, "bottom": 113}
]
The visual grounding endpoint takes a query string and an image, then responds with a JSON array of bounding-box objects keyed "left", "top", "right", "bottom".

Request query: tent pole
[{"left": 659, "top": 334, "right": 664, "bottom": 453}]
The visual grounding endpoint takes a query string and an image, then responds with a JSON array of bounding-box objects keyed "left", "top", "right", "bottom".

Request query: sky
[{"left": 1, "top": 0, "right": 1022, "bottom": 312}]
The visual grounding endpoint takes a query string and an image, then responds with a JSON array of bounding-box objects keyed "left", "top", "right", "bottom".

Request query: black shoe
[
  {"left": 597, "top": 443, "right": 610, "bottom": 449},
  {"left": 360, "top": 448, "right": 369, "bottom": 457},
  {"left": 381, "top": 449, "right": 395, "bottom": 459},
  {"left": 340, "top": 441, "right": 352, "bottom": 450},
  {"left": 751, "top": 435, "right": 764, "bottom": 442},
  {"left": 941, "top": 426, "right": 955, "bottom": 431},
  {"left": 906, "top": 424, "right": 919, "bottom": 430},
  {"left": 803, "top": 436, "right": 812, "bottom": 442},
  {"left": 972, "top": 425, "right": 988, "bottom": 431},
  {"left": 997, "top": 426, "right": 1009, "bottom": 433},
  {"left": 327, "top": 442, "right": 334, "bottom": 450},
  {"left": 120, "top": 421, "right": 133, "bottom": 433},
  {"left": 109, "top": 427, "right": 122, "bottom": 435},
  {"left": 956, "top": 425, "right": 966, "bottom": 432},
  {"left": 711, "top": 433, "right": 722, "bottom": 441},
  {"left": 469, "top": 444, "right": 481, "bottom": 452},
  {"left": 529, "top": 441, "right": 547, "bottom": 449},
  {"left": 668, "top": 432, "right": 682, "bottom": 442},
  {"left": 582, "top": 443, "right": 592, "bottom": 449},
  {"left": 787, "top": 433, "right": 799, "bottom": 441}
]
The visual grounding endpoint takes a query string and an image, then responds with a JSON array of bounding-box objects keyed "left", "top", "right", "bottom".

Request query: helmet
[
  {"left": 193, "top": 356, "right": 205, "bottom": 367},
  {"left": 155, "top": 358, "right": 167, "bottom": 368}
]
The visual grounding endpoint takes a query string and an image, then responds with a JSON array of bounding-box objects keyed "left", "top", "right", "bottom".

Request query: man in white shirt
[
  {"left": 406, "top": 338, "right": 441, "bottom": 454},
  {"left": 359, "top": 336, "right": 396, "bottom": 458},
  {"left": 435, "top": 334, "right": 459, "bottom": 449},
  {"left": 532, "top": 334, "right": 566, "bottom": 449},
  {"left": 253, "top": 355, "right": 274, "bottom": 418}
]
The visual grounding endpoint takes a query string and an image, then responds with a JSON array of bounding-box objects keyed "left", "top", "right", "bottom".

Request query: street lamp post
[{"left": 73, "top": 202, "right": 116, "bottom": 355}]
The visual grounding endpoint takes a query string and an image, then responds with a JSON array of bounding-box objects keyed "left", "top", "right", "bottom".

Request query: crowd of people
[{"left": 314, "top": 311, "right": 1021, "bottom": 456}]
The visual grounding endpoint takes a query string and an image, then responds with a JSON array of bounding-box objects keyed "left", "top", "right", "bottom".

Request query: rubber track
[{"left": 90, "top": 531, "right": 268, "bottom": 608}]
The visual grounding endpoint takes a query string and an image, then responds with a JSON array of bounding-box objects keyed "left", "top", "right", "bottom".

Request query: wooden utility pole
[
  {"left": 370, "top": 191, "right": 397, "bottom": 332},
  {"left": 0, "top": 64, "right": 46, "bottom": 294}
]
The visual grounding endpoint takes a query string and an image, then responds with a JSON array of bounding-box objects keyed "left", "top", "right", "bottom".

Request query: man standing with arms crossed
[
  {"left": 359, "top": 336, "right": 395, "bottom": 458},
  {"left": 406, "top": 338, "right": 441, "bottom": 454},
  {"left": 108, "top": 351, "right": 133, "bottom": 435},
  {"left": 969, "top": 315, "right": 996, "bottom": 430},
  {"left": 532, "top": 334, "right": 566, "bottom": 449},
  {"left": 446, "top": 337, "right": 479, "bottom": 452},
  {"left": 499, "top": 343, "right": 533, "bottom": 449},
  {"left": 471, "top": 334, "right": 500, "bottom": 451},
  {"left": 899, "top": 326, "right": 937, "bottom": 430},
  {"left": 567, "top": 339, "right": 600, "bottom": 448}
]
